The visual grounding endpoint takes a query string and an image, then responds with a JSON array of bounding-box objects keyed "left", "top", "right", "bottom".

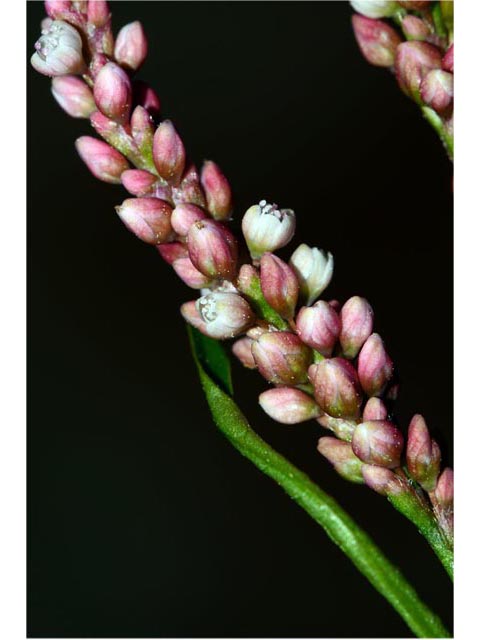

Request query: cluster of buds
[
  {"left": 350, "top": 1, "right": 453, "bottom": 158},
  {"left": 30, "top": 1, "right": 452, "bottom": 546}
]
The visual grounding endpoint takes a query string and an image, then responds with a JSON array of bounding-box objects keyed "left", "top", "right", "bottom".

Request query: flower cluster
[
  {"left": 30, "top": 0, "right": 453, "bottom": 547},
  {"left": 350, "top": 0, "right": 453, "bottom": 158}
]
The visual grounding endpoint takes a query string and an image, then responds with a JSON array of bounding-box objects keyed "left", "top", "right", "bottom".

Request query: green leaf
[{"left": 187, "top": 325, "right": 450, "bottom": 638}]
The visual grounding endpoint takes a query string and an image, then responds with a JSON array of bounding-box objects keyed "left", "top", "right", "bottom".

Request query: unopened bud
[
  {"left": 362, "top": 465, "right": 404, "bottom": 495},
  {"left": 317, "top": 414, "right": 356, "bottom": 442},
  {"left": 363, "top": 397, "right": 388, "bottom": 421},
  {"left": 401, "top": 15, "right": 431, "bottom": 42},
  {"left": 406, "top": 414, "right": 441, "bottom": 491},
  {"left": 352, "top": 15, "right": 402, "bottom": 67},
  {"left": 87, "top": 0, "right": 110, "bottom": 27},
  {"left": 114, "top": 21, "right": 148, "bottom": 72},
  {"left": 121, "top": 169, "right": 157, "bottom": 196},
  {"left": 51, "top": 75, "right": 95, "bottom": 118},
  {"left": 296, "top": 301, "right": 341, "bottom": 356},
  {"left": 308, "top": 358, "right": 363, "bottom": 420},
  {"left": 317, "top": 438, "right": 364, "bottom": 484},
  {"left": 352, "top": 420, "right": 404, "bottom": 468},
  {"left": 252, "top": 332, "right": 312, "bottom": 386},
  {"left": 174, "top": 163, "right": 207, "bottom": 209},
  {"left": 183, "top": 292, "right": 254, "bottom": 340},
  {"left": 45, "top": 1, "right": 72, "bottom": 19},
  {"left": 171, "top": 203, "right": 208, "bottom": 236},
  {"left": 358, "top": 333, "right": 394, "bottom": 397},
  {"left": 339, "top": 296, "right": 374, "bottom": 358},
  {"left": 398, "top": 1, "right": 431, "bottom": 9},
  {"left": 172, "top": 256, "right": 213, "bottom": 289},
  {"left": 200, "top": 161, "right": 232, "bottom": 221},
  {"left": 232, "top": 337, "right": 257, "bottom": 369},
  {"left": 260, "top": 253, "right": 299, "bottom": 320},
  {"left": 242, "top": 200, "right": 296, "bottom": 260},
  {"left": 31, "top": 20, "right": 85, "bottom": 77},
  {"left": 115, "top": 197, "right": 174, "bottom": 245},
  {"left": 420, "top": 69, "right": 453, "bottom": 113},
  {"left": 259, "top": 387, "right": 320, "bottom": 424},
  {"left": 157, "top": 241, "right": 188, "bottom": 265},
  {"left": 442, "top": 44, "right": 453, "bottom": 73},
  {"left": 350, "top": 1, "right": 399, "bottom": 19},
  {"left": 395, "top": 41, "right": 442, "bottom": 102},
  {"left": 289, "top": 244, "right": 334, "bottom": 306},
  {"left": 187, "top": 220, "right": 238, "bottom": 281},
  {"left": 132, "top": 81, "right": 161, "bottom": 118},
  {"left": 434, "top": 467, "right": 453, "bottom": 508},
  {"left": 75, "top": 136, "right": 129, "bottom": 183},
  {"left": 153, "top": 120, "right": 186, "bottom": 186},
  {"left": 93, "top": 62, "right": 132, "bottom": 124}
]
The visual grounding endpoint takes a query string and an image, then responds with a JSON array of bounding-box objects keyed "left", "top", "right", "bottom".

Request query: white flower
[
  {"left": 289, "top": 244, "right": 334, "bottom": 306},
  {"left": 195, "top": 292, "right": 254, "bottom": 339},
  {"left": 350, "top": 1, "right": 399, "bottom": 19},
  {"left": 31, "top": 20, "right": 85, "bottom": 77},
  {"left": 241, "top": 199, "right": 295, "bottom": 260}
]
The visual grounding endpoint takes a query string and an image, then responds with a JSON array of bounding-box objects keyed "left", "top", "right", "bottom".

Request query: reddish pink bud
[
  {"left": 132, "top": 81, "right": 161, "bottom": 118},
  {"left": 31, "top": 19, "right": 86, "bottom": 76},
  {"left": 187, "top": 220, "right": 238, "bottom": 281},
  {"left": 45, "top": 1, "right": 72, "bottom": 19},
  {"left": 395, "top": 41, "right": 442, "bottom": 102},
  {"left": 401, "top": 15, "right": 431, "bottom": 41},
  {"left": 157, "top": 241, "right": 188, "bottom": 265},
  {"left": 89, "top": 53, "right": 109, "bottom": 80},
  {"left": 420, "top": 69, "right": 453, "bottom": 113},
  {"left": 308, "top": 358, "right": 363, "bottom": 420},
  {"left": 187, "top": 292, "right": 255, "bottom": 340},
  {"left": 329, "top": 300, "right": 341, "bottom": 312},
  {"left": 259, "top": 387, "right": 320, "bottom": 424},
  {"left": 75, "top": 136, "right": 129, "bottom": 183},
  {"left": 358, "top": 333, "right": 394, "bottom": 397},
  {"left": 442, "top": 44, "right": 453, "bottom": 73},
  {"left": 352, "top": 15, "right": 402, "bottom": 67},
  {"left": 339, "top": 296, "right": 374, "bottom": 358},
  {"left": 296, "top": 301, "right": 341, "bottom": 356},
  {"left": 352, "top": 420, "right": 404, "bottom": 468},
  {"left": 434, "top": 467, "right": 453, "bottom": 508},
  {"left": 130, "top": 105, "right": 155, "bottom": 152},
  {"left": 200, "top": 160, "right": 232, "bottom": 221},
  {"left": 171, "top": 204, "right": 208, "bottom": 237},
  {"left": 120, "top": 169, "right": 157, "bottom": 196},
  {"left": 51, "top": 75, "right": 95, "bottom": 118},
  {"left": 115, "top": 197, "right": 174, "bottom": 245},
  {"left": 153, "top": 120, "right": 186, "bottom": 186},
  {"left": 93, "top": 61, "right": 132, "bottom": 124},
  {"left": 362, "top": 465, "right": 404, "bottom": 496},
  {"left": 114, "top": 21, "right": 148, "bottom": 72},
  {"left": 260, "top": 253, "right": 299, "bottom": 320},
  {"left": 363, "top": 397, "right": 388, "bottom": 421},
  {"left": 317, "top": 438, "right": 364, "bottom": 484},
  {"left": 252, "top": 332, "right": 312, "bottom": 386},
  {"left": 87, "top": 0, "right": 110, "bottom": 27},
  {"left": 232, "top": 337, "right": 257, "bottom": 369},
  {"left": 174, "top": 163, "right": 207, "bottom": 209},
  {"left": 406, "top": 414, "right": 441, "bottom": 491},
  {"left": 172, "top": 256, "right": 213, "bottom": 289}
]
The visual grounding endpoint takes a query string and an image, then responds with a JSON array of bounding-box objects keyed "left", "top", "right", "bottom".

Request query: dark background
[{"left": 27, "top": 1, "right": 453, "bottom": 637}]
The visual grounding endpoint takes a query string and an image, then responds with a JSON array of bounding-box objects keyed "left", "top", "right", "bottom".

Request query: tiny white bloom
[
  {"left": 290, "top": 244, "right": 334, "bottom": 306},
  {"left": 350, "top": 1, "right": 399, "bottom": 19},
  {"left": 241, "top": 200, "right": 296, "bottom": 260},
  {"left": 31, "top": 20, "right": 85, "bottom": 77}
]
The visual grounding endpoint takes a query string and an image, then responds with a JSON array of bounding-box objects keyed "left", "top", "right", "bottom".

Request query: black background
[{"left": 27, "top": 1, "right": 453, "bottom": 637}]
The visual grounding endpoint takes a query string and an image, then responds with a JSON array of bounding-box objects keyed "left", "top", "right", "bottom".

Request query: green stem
[
  {"left": 189, "top": 327, "right": 450, "bottom": 638},
  {"left": 422, "top": 106, "right": 453, "bottom": 161}
]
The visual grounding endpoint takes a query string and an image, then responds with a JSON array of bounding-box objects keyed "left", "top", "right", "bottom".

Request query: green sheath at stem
[{"left": 188, "top": 327, "right": 450, "bottom": 638}]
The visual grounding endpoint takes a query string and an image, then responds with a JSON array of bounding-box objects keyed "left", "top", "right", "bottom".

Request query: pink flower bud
[
  {"left": 187, "top": 220, "right": 238, "bottom": 281},
  {"left": 259, "top": 387, "right": 320, "bottom": 424},
  {"left": 51, "top": 75, "right": 95, "bottom": 118},
  {"left": 317, "top": 438, "right": 364, "bottom": 483},
  {"left": 420, "top": 69, "right": 453, "bottom": 113},
  {"left": 75, "top": 136, "right": 129, "bottom": 183},
  {"left": 350, "top": 1, "right": 399, "bottom": 19},
  {"left": 93, "top": 62, "right": 132, "bottom": 124},
  {"left": 174, "top": 163, "right": 207, "bottom": 209},
  {"left": 308, "top": 358, "right": 363, "bottom": 420},
  {"left": 45, "top": 1, "right": 72, "bottom": 19},
  {"left": 200, "top": 160, "right": 232, "bottom": 221},
  {"left": 252, "top": 332, "right": 312, "bottom": 386},
  {"left": 114, "top": 21, "right": 148, "bottom": 72},
  {"left": 401, "top": 15, "right": 431, "bottom": 42},
  {"left": 358, "top": 333, "right": 394, "bottom": 397},
  {"left": 172, "top": 256, "right": 213, "bottom": 289},
  {"left": 242, "top": 200, "right": 296, "bottom": 260},
  {"left": 153, "top": 120, "right": 186, "bottom": 186},
  {"left": 130, "top": 105, "right": 155, "bottom": 151},
  {"left": 352, "top": 15, "right": 402, "bottom": 67},
  {"left": 395, "top": 41, "right": 443, "bottom": 102},
  {"left": 434, "top": 467, "right": 453, "bottom": 508},
  {"left": 296, "top": 301, "right": 341, "bottom": 356},
  {"left": 87, "top": 0, "right": 110, "bottom": 27},
  {"left": 352, "top": 420, "right": 404, "bottom": 468},
  {"left": 185, "top": 292, "right": 254, "bottom": 340},
  {"left": 157, "top": 241, "right": 188, "bottom": 265},
  {"left": 171, "top": 204, "right": 208, "bottom": 236},
  {"left": 442, "top": 44, "right": 453, "bottom": 73},
  {"left": 339, "top": 296, "right": 374, "bottom": 359},
  {"left": 121, "top": 169, "right": 158, "bottom": 196},
  {"left": 406, "top": 414, "right": 441, "bottom": 491},
  {"left": 132, "top": 81, "right": 161, "bottom": 118},
  {"left": 115, "top": 197, "right": 174, "bottom": 245},
  {"left": 363, "top": 397, "right": 388, "bottom": 421},
  {"left": 289, "top": 244, "right": 334, "bottom": 306},
  {"left": 260, "top": 253, "right": 299, "bottom": 320},
  {"left": 31, "top": 19, "right": 86, "bottom": 76},
  {"left": 362, "top": 465, "right": 404, "bottom": 495},
  {"left": 232, "top": 337, "right": 257, "bottom": 369}
]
